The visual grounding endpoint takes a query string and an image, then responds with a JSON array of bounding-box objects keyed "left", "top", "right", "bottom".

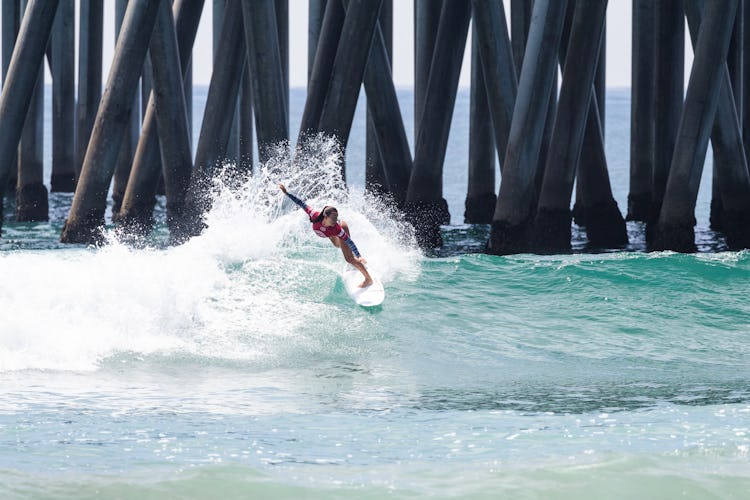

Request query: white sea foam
[{"left": 0, "top": 136, "right": 421, "bottom": 372}]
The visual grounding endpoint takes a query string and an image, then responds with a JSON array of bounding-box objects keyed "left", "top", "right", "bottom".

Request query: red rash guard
[{"left": 285, "top": 192, "right": 362, "bottom": 257}]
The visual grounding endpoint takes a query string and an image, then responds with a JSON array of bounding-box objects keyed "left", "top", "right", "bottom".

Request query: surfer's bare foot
[{"left": 359, "top": 278, "right": 373, "bottom": 288}]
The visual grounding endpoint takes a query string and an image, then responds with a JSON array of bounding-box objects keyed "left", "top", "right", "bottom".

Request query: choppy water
[{"left": 1, "top": 90, "right": 749, "bottom": 498}]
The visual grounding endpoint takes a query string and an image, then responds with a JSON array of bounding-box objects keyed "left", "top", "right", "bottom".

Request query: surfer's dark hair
[{"left": 313, "top": 206, "right": 338, "bottom": 223}]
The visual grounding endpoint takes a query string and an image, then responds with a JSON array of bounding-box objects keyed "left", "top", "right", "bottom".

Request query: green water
[{"left": 1, "top": 90, "right": 749, "bottom": 498}]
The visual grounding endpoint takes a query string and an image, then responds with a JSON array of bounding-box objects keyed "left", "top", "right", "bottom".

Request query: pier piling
[
  {"left": 61, "top": 0, "right": 160, "bottom": 244},
  {"left": 653, "top": 0, "right": 740, "bottom": 252},
  {"left": 488, "top": 0, "right": 568, "bottom": 255},
  {"left": 406, "top": 0, "right": 471, "bottom": 248},
  {"left": 50, "top": 0, "right": 76, "bottom": 193},
  {"left": 0, "top": 0, "right": 59, "bottom": 233},
  {"left": 118, "top": 0, "right": 203, "bottom": 237}
]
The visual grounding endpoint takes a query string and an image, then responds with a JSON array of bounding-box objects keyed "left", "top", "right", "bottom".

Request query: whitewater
[{"left": 1, "top": 89, "right": 749, "bottom": 498}]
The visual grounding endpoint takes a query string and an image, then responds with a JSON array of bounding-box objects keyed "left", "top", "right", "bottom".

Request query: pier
[{"left": 0, "top": 0, "right": 749, "bottom": 253}]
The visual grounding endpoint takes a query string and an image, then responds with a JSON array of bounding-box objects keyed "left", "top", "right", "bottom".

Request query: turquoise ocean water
[{"left": 1, "top": 89, "right": 749, "bottom": 498}]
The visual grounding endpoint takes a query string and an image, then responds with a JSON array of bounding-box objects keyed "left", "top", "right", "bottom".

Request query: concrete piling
[
  {"left": 148, "top": 0, "right": 194, "bottom": 243},
  {"left": 414, "top": 0, "right": 442, "bottom": 148},
  {"left": 241, "top": 0, "right": 289, "bottom": 163},
  {"left": 531, "top": 0, "right": 608, "bottom": 253},
  {"left": 406, "top": 0, "right": 471, "bottom": 248},
  {"left": 61, "top": 0, "right": 161, "bottom": 244},
  {"left": 299, "top": 0, "right": 344, "bottom": 138},
  {"left": 488, "top": 0, "right": 568, "bottom": 255},
  {"left": 365, "top": 0, "right": 392, "bottom": 198},
  {"left": 0, "top": 0, "right": 59, "bottom": 233},
  {"left": 118, "top": 0, "right": 204, "bottom": 238},
  {"left": 316, "top": 0, "right": 383, "bottom": 170},
  {"left": 184, "top": 0, "right": 245, "bottom": 235},
  {"left": 49, "top": 0, "right": 76, "bottom": 193},
  {"left": 465, "top": 26, "right": 496, "bottom": 224},
  {"left": 2, "top": 0, "right": 21, "bottom": 196},
  {"left": 469, "top": 0, "right": 517, "bottom": 223},
  {"left": 651, "top": 0, "right": 684, "bottom": 226},
  {"left": 111, "top": 0, "right": 142, "bottom": 219},
  {"left": 652, "top": 0, "right": 740, "bottom": 252},
  {"left": 362, "top": 21, "right": 412, "bottom": 207},
  {"left": 683, "top": 0, "right": 750, "bottom": 249},
  {"left": 16, "top": 0, "right": 48, "bottom": 222},
  {"left": 628, "top": 0, "right": 656, "bottom": 222},
  {"left": 0, "top": 0, "right": 743, "bottom": 255},
  {"left": 75, "top": 0, "right": 103, "bottom": 180}
]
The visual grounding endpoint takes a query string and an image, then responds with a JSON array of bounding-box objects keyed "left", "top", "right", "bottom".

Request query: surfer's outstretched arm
[{"left": 279, "top": 184, "right": 314, "bottom": 217}]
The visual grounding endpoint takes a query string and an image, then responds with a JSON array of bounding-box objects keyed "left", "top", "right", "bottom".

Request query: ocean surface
[{"left": 1, "top": 88, "right": 749, "bottom": 499}]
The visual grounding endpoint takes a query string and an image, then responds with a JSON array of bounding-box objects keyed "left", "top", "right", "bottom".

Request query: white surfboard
[{"left": 342, "top": 264, "right": 385, "bottom": 307}]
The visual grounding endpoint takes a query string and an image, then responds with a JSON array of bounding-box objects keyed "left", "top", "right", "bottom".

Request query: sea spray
[
  {"left": 195, "top": 134, "right": 420, "bottom": 279},
  {"left": 0, "top": 136, "right": 421, "bottom": 372}
]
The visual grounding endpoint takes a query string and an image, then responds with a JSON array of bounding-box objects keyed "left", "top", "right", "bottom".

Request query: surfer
[{"left": 279, "top": 184, "right": 374, "bottom": 288}]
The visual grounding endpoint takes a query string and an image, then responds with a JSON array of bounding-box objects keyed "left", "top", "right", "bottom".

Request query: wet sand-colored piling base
[
  {"left": 50, "top": 172, "right": 76, "bottom": 193},
  {"left": 115, "top": 199, "right": 156, "bottom": 239},
  {"left": 627, "top": 192, "right": 652, "bottom": 221},
  {"left": 531, "top": 208, "right": 573, "bottom": 254},
  {"left": 580, "top": 199, "right": 628, "bottom": 248},
  {"left": 60, "top": 212, "right": 106, "bottom": 245},
  {"left": 650, "top": 220, "right": 697, "bottom": 253},
  {"left": 487, "top": 220, "right": 532, "bottom": 255},
  {"left": 710, "top": 198, "right": 724, "bottom": 231},
  {"left": 405, "top": 199, "right": 450, "bottom": 249},
  {"left": 720, "top": 208, "right": 750, "bottom": 249},
  {"left": 15, "top": 182, "right": 49, "bottom": 222},
  {"left": 464, "top": 193, "right": 496, "bottom": 224}
]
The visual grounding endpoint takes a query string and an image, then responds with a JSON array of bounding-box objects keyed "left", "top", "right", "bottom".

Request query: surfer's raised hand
[{"left": 278, "top": 183, "right": 287, "bottom": 194}]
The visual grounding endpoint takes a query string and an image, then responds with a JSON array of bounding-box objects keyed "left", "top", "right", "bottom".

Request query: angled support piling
[
  {"left": 61, "top": 0, "right": 160, "bottom": 244},
  {"left": 308, "top": 0, "right": 327, "bottom": 80},
  {"left": 531, "top": 0, "right": 609, "bottom": 253},
  {"left": 75, "top": 0, "right": 103, "bottom": 179},
  {"left": 651, "top": 0, "right": 684, "bottom": 226},
  {"left": 362, "top": 21, "right": 412, "bottom": 207},
  {"left": 683, "top": 0, "right": 750, "bottom": 249},
  {"left": 469, "top": 0, "right": 517, "bottom": 223},
  {"left": 628, "top": 0, "right": 656, "bottom": 221},
  {"left": 712, "top": 2, "right": 745, "bottom": 229},
  {"left": 111, "top": 0, "right": 142, "bottom": 219},
  {"left": 185, "top": 0, "right": 245, "bottom": 235},
  {"left": 242, "top": 0, "right": 289, "bottom": 163},
  {"left": 414, "top": 0, "right": 442, "bottom": 148},
  {"left": 50, "top": 0, "right": 76, "bottom": 193},
  {"left": 299, "top": 0, "right": 344, "bottom": 138},
  {"left": 16, "top": 58, "right": 46, "bottom": 222},
  {"left": 406, "top": 0, "right": 471, "bottom": 248},
  {"left": 472, "top": 0, "right": 516, "bottom": 166},
  {"left": 488, "top": 0, "right": 568, "bottom": 255},
  {"left": 0, "top": 0, "right": 59, "bottom": 234},
  {"left": 148, "top": 0, "right": 194, "bottom": 243},
  {"left": 1, "top": 0, "right": 21, "bottom": 195},
  {"left": 743, "top": 1, "right": 750, "bottom": 164},
  {"left": 365, "top": 0, "right": 392, "bottom": 198},
  {"left": 214, "top": 0, "right": 239, "bottom": 165},
  {"left": 652, "top": 0, "right": 739, "bottom": 252},
  {"left": 317, "top": 0, "right": 383, "bottom": 173},
  {"left": 275, "top": 0, "right": 289, "bottom": 122},
  {"left": 465, "top": 25, "right": 496, "bottom": 224},
  {"left": 17, "top": 0, "right": 48, "bottom": 222},
  {"left": 119, "top": 0, "right": 204, "bottom": 237},
  {"left": 510, "top": 0, "right": 532, "bottom": 75}
]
